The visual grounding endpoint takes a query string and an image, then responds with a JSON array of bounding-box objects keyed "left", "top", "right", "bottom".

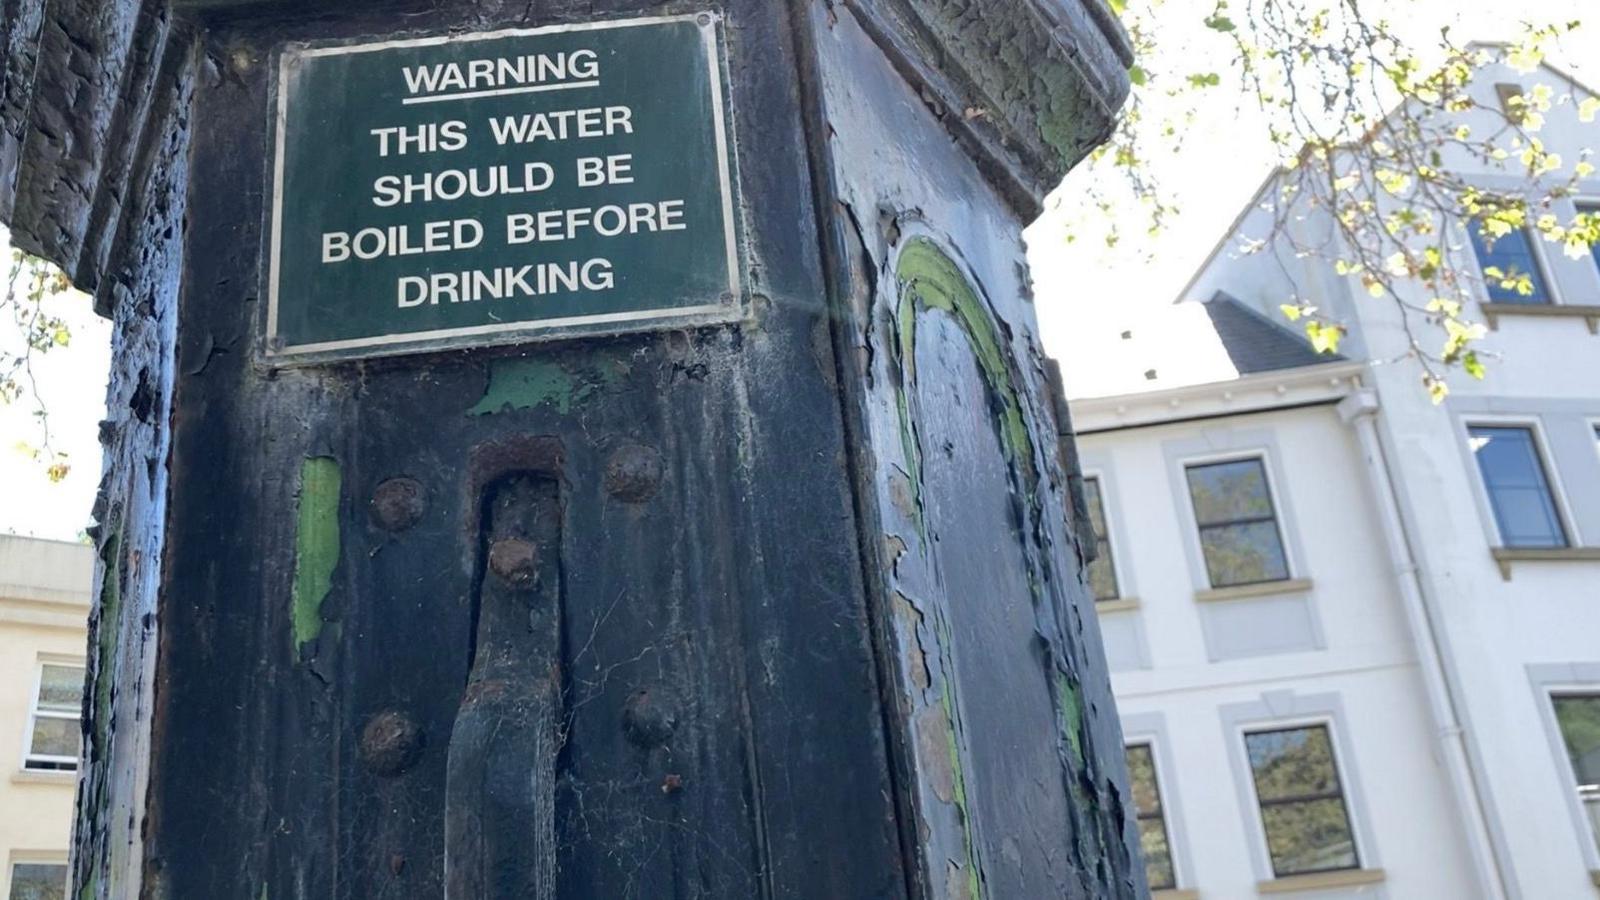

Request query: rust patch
[
  {"left": 915, "top": 704, "right": 956, "bottom": 803},
  {"left": 488, "top": 539, "right": 538, "bottom": 586},
  {"left": 888, "top": 468, "right": 919, "bottom": 523},
  {"left": 946, "top": 860, "right": 974, "bottom": 900},
  {"left": 893, "top": 592, "right": 931, "bottom": 692}
]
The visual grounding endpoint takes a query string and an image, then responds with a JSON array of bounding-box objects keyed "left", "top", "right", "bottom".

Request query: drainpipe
[{"left": 1337, "top": 389, "right": 1511, "bottom": 900}]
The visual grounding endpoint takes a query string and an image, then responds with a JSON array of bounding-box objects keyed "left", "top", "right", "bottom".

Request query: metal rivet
[
  {"left": 488, "top": 538, "right": 538, "bottom": 586},
  {"left": 604, "top": 444, "right": 663, "bottom": 503},
  {"left": 371, "top": 477, "right": 425, "bottom": 532},
  {"left": 359, "top": 711, "right": 424, "bottom": 777},
  {"left": 622, "top": 686, "right": 679, "bottom": 749}
]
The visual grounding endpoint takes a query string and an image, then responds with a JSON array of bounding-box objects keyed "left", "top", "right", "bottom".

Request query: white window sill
[
  {"left": 1195, "top": 578, "right": 1313, "bottom": 604},
  {"left": 1094, "top": 597, "right": 1140, "bottom": 614},
  {"left": 1481, "top": 302, "right": 1600, "bottom": 334},
  {"left": 1492, "top": 547, "right": 1600, "bottom": 580},
  {"left": 12, "top": 768, "right": 77, "bottom": 785},
  {"left": 1257, "top": 868, "right": 1385, "bottom": 894}
]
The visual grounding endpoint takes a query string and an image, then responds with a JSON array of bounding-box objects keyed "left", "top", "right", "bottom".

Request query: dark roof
[{"left": 1202, "top": 292, "right": 1340, "bottom": 375}]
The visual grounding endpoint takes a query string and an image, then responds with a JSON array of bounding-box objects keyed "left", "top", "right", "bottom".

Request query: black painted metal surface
[{"left": 0, "top": 0, "right": 1140, "bottom": 897}]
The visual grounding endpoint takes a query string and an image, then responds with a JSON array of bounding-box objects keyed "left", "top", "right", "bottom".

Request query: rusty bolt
[
  {"left": 622, "top": 686, "right": 679, "bottom": 749},
  {"left": 370, "top": 477, "right": 425, "bottom": 532},
  {"left": 359, "top": 711, "right": 424, "bottom": 777},
  {"left": 488, "top": 538, "right": 539, "bottom": 586},
  {"left": 604, "top": 444, "right": 663, "bottom": 504}
]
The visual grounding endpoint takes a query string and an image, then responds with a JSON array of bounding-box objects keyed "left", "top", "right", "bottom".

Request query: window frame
[
  {"left": 20, "top": 659, "right": 84, "bottom": 774},
  {"left": 5, "top": 852, "right": 70, "bottom": 900},
  {"left": 1463, "top": 417, "right": 1580, "bottom": 550},
  {"left": 1181, "top": 452, "right": 1295, "bottom": 589},
  {"left": 1125, "top": 739, "right": 1180, "bottom": 890},
  {"left": 1239, "top": 717, "right": 1365, "bottom": 880},
  {"left": 1542, "top": 684, "right": 1600, "bottom": 867},
  {"left": 1081, "top": 471, "right": 1124, "bottom": 602},
  {"left": 1465, "top": 218, "right": 1560, "bottom": 307},
  {"left": 1575, "top": 199, "right": 1600, "bottom": 277}
]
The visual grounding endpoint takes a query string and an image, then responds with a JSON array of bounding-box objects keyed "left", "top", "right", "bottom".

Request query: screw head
[
  {"left": 622, "top": 686, "right": 679, "bottom": 749},
  {"left": 370, "top": 477, "right": 425, "bottom": 532},
  {"left": 604, "top": 444, "right": 663, "bottom": 504},
  {"left": 359, "top": 711, "right": 424, "bottom": 777}
]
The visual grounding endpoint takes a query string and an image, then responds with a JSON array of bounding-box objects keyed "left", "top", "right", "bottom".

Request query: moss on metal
[
  {"left": 291, "top": 457, "right": 341, "bottom": 654},
  {"left": 901, "top": 0, "right": 1110, "bottom": 172}
]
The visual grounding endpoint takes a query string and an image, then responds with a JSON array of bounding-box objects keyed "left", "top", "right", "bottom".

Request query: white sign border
[{"left": 263, "top": 11, "right": 744, "bottom": 365}]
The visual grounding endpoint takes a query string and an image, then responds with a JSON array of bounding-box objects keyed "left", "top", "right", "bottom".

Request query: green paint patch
[
  {"left": 291, "top": 457, "right": 342, "bottom": 655},
  {"left": 933, "top": 614, "right": 984, "bottom": 900},
  {"left": 1056, "top": 672, "right": 1084, "bottom": 769},
  {"left": 893, "top": 239, "right": 1040, "bottom": 519},
  {"left": 468, "top": 357, "right": 627, "bottom": 416}
]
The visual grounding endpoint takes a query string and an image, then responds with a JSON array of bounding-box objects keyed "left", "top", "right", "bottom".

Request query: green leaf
[
  {"left": 1205, "top": 13, "right": 1236, "bottom": 31},
  {"left": 1129, "top": 65, "right": 1148, "bottom": 86},
  {"left": 1305, "top": 321, "right": 1344, "bottom": 354},
  {"left": 1463, "top": 352, "right": 1487, "bottom": 380}
]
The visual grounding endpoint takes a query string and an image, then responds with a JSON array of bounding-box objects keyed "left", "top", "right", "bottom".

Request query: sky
[
  {"left": 2, "top": 1, "right": 1597, "bottom": 541},
  {"left": 0, "top": 240, "right": 112, "bottom": 541}
]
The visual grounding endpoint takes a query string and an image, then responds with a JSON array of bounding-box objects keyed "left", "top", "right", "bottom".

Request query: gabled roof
[
  {"left": 1203, "top": 292, "right": 1338, "bottom": 374},
  {"left": 1172, "top": 47, "right": 1600, "bottom": 306},
  {"left": 1058, "top": 291, "right": 1338, "bottom": 402}
]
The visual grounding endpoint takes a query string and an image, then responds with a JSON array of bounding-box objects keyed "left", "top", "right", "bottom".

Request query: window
[
  {"left": 7, "top": 862, "right": 67, "bottom": 900},
  {"left": 1245, "top": 724, "right": 1359, "bottom": 877},
  {"left": 1126, "top": 743, "right": 1177, "bottom": 890},
  {"left": 1083, "top": 477, "right": 1119, "bottom": 601},
  {"left": 1468, "top": 223, "right": 1552, "bottom": 304},
  {"left": 1185, "top": 457, "right": 1290, "bottom": 588},
  {"left": 1553, "top": 694, "right": 1600, "bottom": 854},
  {"left": 1578, "top": 204, "right": 1600, "bottom": 275},
  {"left": 23, "top": 663, "right": 83, "bottom": 772},
  {"left": 1468, "top": 425, "right": 1568, "bottom": 549}
]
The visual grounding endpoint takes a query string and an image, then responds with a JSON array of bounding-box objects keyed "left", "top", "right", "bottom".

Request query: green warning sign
[{"left": 265, "top": 13, "right": 741, "bottom": 363}]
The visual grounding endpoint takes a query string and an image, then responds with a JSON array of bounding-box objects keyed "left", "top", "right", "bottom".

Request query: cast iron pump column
[{"left": 1, "top": 0, "right": 1139, "bottom": 896}]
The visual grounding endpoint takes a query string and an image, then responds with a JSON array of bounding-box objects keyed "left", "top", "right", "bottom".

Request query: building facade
[
  {"left": 0, "top": 536, "right": 90, "bottom": 900},
  {"left": 1061, "top": 53, "right": 1600, "bottom": 900}
]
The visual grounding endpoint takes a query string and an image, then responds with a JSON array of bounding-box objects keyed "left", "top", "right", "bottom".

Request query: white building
[
  {"left": 1058, "top": 52, "right": 1600, "bottom": 899},
  {"left": 0, "top": 535, "right": 91, "bottom": 900}
]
